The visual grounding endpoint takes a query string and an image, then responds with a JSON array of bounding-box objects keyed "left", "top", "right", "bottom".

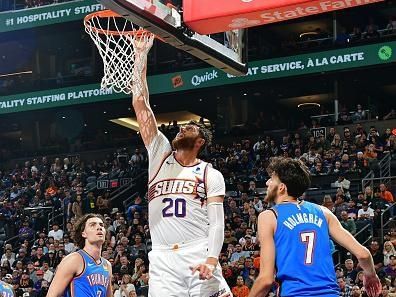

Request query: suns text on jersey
[{"left": 149, "top": 179, "right": 202, "bottom": 200}]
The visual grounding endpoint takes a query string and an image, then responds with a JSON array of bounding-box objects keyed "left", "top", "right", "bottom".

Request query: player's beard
[
  {"left": 172, "top": 135, "right": 198, "bottom": 151},
  {"left": 266, "top": 184, "right": 278, "bottom": 204}
]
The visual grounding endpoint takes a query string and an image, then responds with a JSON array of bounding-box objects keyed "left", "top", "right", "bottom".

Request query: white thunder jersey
[{"left": 147, "top": 131, "right": 225, "bottom": 245}]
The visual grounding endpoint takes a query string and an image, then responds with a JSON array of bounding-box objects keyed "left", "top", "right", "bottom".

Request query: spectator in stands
[
  {"left": 382, "top": 128, "right": 395, "bottom": 153},
  {"left": 224, "top": 230, "right": 238, "bottom": 246},
  {"left": 15, "top": 248, "right": 29, "bottom": 266},
  {"left": 33, "top": 269, "right": 45, "bottom": 293},
  {"left": 118, "top": 237, "right": 131, "bottom": 255},
  {"left": 340, "top": 211, "right": 356, "bottom": 235},
  {"left": 384, "top": 255, "right": 396, "bottom": 279},
  {"left": 232, "top": 276, "right": 250, "bottom": 297},
  {"left": 337, "top": 276, "right": 353, "bottom": 296},
  {"left": 48, "top": 223, "right": 63, "bottom": 241},
  {"left": 26, "top": 263, "right": 38, "bottom": 284},
  {"left": 346, "top": 199, "right": 358, "bottom": 220},
  {"left": 114, "top": 255, "right": 133, "bottom": 276},
  {"left": 379, "top": 183, "right": 394, "bottom": 203},
  {"left": 241, "top": 235, "right": 256, "bottom": 252},
  {"left": 71, "top": 195, "right": 83, "bottom": 219},
  {"left": 63, "top": 234, "right": 76, "bottom": 254},
  {"left": 343, "top": 127, "right": 354, "bottom": 144},
  {"left": 244, "top": 268, "right": 257, "bottom": 289},
  {"left": 19, "top": 269, "right": 34, "bottom": 294},
  {"left": 18, "top": 220, "right": 34, "bottom": 243},
  {"left": 129, "top": 149, "right": 145, "bottom": 168},
  {"left": 357, "top": 201, "right": 374, "bottom": 221},
  {"left": 326, "top": 127, "right": 335, "bottom": 142},
  {"left": 131, "top": 258, "right": 145, "bottom": 282},
  {"left": 331, "top": 161, "right": 343, "bottom": 175},
  {"left": 129, "top": 234, "right": 147, "bottom": 258},
  {"left": 354, "top": 151, "right": 368, "bottom": 177},
  {"left": 383, "top": 241, "right": 396, "bottom": 266},
  {"left": 31, "top": 246, "right": 46, "bottom": 266},
  {"left": 370, "top": 189, "right": 388, "bottom": 218},
  {"left": 322, "top": 195, "right": 335, "bottom": 213},
  {"left": 84, "top": 191, "right": 97, "bottom": 214},
  {"left": 1, "top": 248, "right": 15, "bottom": 267},
  {"left": 252, "top": 196, "right": 264, "bottom": 213},
  {"left": 96, "top": 195, "right": 110, "bottom": 215},
  {"left": 38, "top": 279, "right": 49, "bottom": 297},
  {"left": 310, "top": 160, "right": 328, "bottom": 175},
  {"left": 239, "top": 228, "right": 257, "bottom": 246},
  {"left": 385, "top": 17, "right": 396, "bottom": 34},
  {"left": 47, "top": 250, "right": 57, "bottom": 270},
  {"left": 240, "top": 257, "right": 254, "bottom": 279},
  {"left": 230, "top": 244, "right": 250, "bottom": 263},
  {"left": 114, "top": 274, "right": 136, "bottom": 297},
  {"left": 340, "top": 153, "right": 351, "bottom": 173},
  {"left": 334, "top": 174, "right": 351, "bottom": 198},
  {"left": 334, "top": 195, "right": 349, "bottom": 219},
  {"left": 247, "top": 181, "right": 257, "bottom": 196},
  {"left": 354, "top": 271, "right": 364, "bottom": 288},
  {"left": 368, "top": 240, "right": 383, "bottom": 272},
  {"left": 352, "top": 104, "right": 367, "bottom": 121},
  {"left": 344, "top": 259, "right": 358, "bottom": 285},
  {"left": 41, "top": 261, "right": 53, "bottom": 283},
  {"left": 351, "top": 285, "right": 362, "bottom": 297},
  {"left": 364, "top": 186, "right": 373, "bottom": 201}
]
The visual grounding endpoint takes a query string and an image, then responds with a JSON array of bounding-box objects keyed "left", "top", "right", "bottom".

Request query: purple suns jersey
[
  {"left": 0, "top": 280, "right": 14, "bottom": 297},
  {"left": 272, "top": 201, "right": 339, "bottom": 297},
  {"left": 64, "top": 250, "right": 110, "bottom": 297}
]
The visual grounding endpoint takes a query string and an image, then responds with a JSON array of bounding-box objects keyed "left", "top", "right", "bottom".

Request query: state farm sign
[{"left": 184, "top": 0, "right": 383, "bottom": 34}]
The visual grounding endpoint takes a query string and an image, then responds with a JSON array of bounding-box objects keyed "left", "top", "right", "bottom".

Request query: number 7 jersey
[
  {"left": 272, "top": 201, "right": 339, "bottom": 297},
  {"left": 146, "top": 132, "right": 225, "bottom": 246}
]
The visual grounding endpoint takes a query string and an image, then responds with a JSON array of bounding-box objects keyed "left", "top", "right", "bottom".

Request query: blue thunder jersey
[
  {"left": 64, "top": 250, "right": 110, "bottom": 297},
  {"left": 0, "top": 280, "right": 14, "bottom": 297},
  {"left": 272, "top": 201, "right": 339, "bottom": 297}
]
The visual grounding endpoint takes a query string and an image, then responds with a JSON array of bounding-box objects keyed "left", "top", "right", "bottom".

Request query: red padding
[{"left": 183, "top": 0, "right": 383, "bottom": 34}]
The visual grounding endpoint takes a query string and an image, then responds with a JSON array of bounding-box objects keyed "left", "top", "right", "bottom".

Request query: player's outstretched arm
[
  {"left": 321, "top": 206, "right": 381, "bottom": 297},
  {"left": 47, "top": 253, "right": 83, "bottom": 297},
  {"left": 249, "top": 210, "right": 276, "bottom": 297},
  {"left": 132, "top": 40, "right": 158, "bottom": 148}
]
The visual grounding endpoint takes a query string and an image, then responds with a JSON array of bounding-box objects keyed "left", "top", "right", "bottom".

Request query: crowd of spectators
[
  {"left": 0, "top": 119, "right": 394, "bottom": 297},
  {"left": 0, "top": 0, "right": 74, "bottom": 12},
  {"left": 207, "top": 123, "right": 395, "bottom": 186}
]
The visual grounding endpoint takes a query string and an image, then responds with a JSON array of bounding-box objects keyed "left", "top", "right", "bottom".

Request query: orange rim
[{"left": 84, "top": 9, "right": 156, "bottom": 37}]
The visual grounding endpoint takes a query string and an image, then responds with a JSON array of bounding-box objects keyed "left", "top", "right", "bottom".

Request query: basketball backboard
[{"left": 98, "top": 0, "right": 248, "bottom": 76}]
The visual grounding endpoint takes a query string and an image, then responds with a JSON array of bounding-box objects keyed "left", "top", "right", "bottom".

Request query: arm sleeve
[
  {"left": 146, "top": 131, "right": 172, "bottom": 180},
  {"left": 207, "top": 202, "right": 225, "bottom": 259}
]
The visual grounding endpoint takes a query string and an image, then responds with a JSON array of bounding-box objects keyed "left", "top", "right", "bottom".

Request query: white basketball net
[{"left": 84, "top": 11, "right": 154, "bottom": 95}]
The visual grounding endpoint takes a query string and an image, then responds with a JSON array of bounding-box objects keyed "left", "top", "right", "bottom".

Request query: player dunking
[
  {"left": 47, "top": 214, "right": 113, "bottom": 297},
  {"left": 132, "top": 39, "right": 231, "bottom": 297},
  {"left": 0, "top": 279, "right": 15, "bottom": 297},
  {"left": 249, "top": 157, "right": 381, "bottom": 297}
]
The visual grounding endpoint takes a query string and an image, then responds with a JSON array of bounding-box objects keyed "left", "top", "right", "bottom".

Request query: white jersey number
[
  {"left": 162, "top": 198, "right": 186, "bottom": 217},
  {"left": 300, "top": 231, "right": 316, "bottom": 265}
]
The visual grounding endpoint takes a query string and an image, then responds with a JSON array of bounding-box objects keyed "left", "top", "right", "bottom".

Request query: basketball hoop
[{"left": 84, "top": 10, "right": 157, "bottom": 94}]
